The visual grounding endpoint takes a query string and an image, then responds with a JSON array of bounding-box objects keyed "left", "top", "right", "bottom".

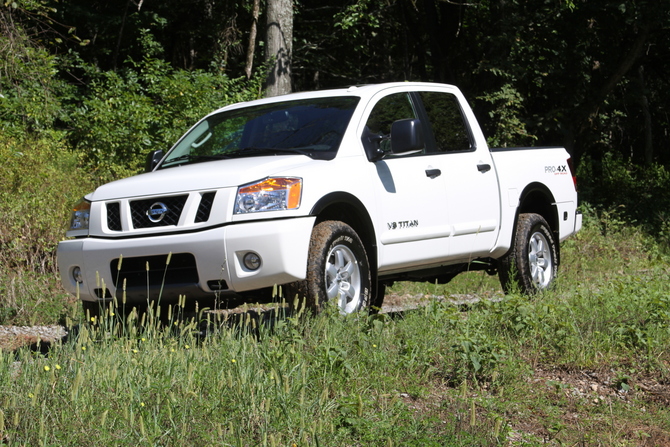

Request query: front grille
[
  {"left": 110, "top": 253, "right": 199, "bottom": 290},
  {"left": 106, "top": 202, "right": 122, "bottom": 231},
  {"left": 195, "top": 192, "right": 216, "bottom": 223},
  {"left": 130, "top": 195, "right": 187, "bottom": 229}
]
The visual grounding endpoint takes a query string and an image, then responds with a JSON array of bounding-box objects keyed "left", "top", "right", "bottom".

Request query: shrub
[
  {"left": 578, "top": 153, "right": 670, "bottom": 247},
  {"left": 66, "top": 30, "right": 262, "bottom": 181},
  {"left": 0, "top": 10, "right": 72, "bottom": 136},
  {"left": 0, "top": 133, "right": 92, "bottom": 273}
]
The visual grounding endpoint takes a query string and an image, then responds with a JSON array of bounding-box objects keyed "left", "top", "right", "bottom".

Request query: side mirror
[
  {"left": 390, "top": 119, "right": 424, "bottom": 154},
  {"left": 145, "top": 149, "right": 165, "bottom": 172}
]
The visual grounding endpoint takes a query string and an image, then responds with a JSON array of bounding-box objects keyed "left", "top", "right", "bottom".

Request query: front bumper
[{"left": 57, "top": 216, "right": 316, "bottom": 303}]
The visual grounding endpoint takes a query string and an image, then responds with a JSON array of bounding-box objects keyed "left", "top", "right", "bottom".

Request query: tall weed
[
  {"left": 3, "top": 208, "right": 670, "bottom": 444},
  {"left": 0, "top": 301, "right": 509, "bottom": 446},
  {"left": 0, "top": 134, "right": 90, "bottom": 324},
  {"left": 0, "top": 134, "right": 90, "bottom": 272}
]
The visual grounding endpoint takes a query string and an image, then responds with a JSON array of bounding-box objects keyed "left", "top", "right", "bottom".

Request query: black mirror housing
[
  {"left": 390, "top": 119, "right": 424, "bottom": 154},
  {"left": 145, "top": 149, "right": 165, "bottom": 172}
]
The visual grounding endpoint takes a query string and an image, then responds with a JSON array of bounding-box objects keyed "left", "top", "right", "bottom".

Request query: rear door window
[{"left": 418, "top": 92, "right": 473, "bottom": 153}]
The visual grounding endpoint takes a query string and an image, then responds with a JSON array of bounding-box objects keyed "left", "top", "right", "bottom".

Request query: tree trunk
[
  {"left": 265, "top": 0, "right": 293, "bottom": 97},
  {"left": 420, "top": 0, "right": 447, "bottom": 83},
  {"left": 245, "top": 0, "right": 260, "bottom": 80},
  {"left": 638, "top": 66, "right": 653, "bottom": 165},
  {"left": 112, "top": 0, "right": 132, "bottom": 71}
]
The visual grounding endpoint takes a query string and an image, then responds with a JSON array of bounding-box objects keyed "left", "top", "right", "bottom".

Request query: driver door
[{"left": 364, "top": 91, "right": 451, "bottom": 272}]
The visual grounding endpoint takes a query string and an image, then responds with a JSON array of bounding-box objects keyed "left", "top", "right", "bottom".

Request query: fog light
[
  {"left": 242, "top": 252, "right": 261, "bottom": 271},
  {"left": 72, "top": 267, "right": 84, "bottom": 283}
]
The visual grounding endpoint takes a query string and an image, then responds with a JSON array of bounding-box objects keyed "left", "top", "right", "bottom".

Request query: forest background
[{"left": 0, "top": 0, "right": 669, "bottom": 324}]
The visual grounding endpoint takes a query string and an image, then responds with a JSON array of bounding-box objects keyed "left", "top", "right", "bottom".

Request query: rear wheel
[
  {"left": 292, "top": 221, "right": 371, "bottom": 313},
  {"left": 498, "top": 213, "right": 558, "bottom": 294}
]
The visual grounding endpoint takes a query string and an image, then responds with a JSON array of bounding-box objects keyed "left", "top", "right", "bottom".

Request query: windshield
[{"left": 159, "top": 96, "right": 360, "bottom": 168}]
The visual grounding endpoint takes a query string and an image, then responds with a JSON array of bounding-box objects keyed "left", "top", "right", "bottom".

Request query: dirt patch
[
  {"left": 509, "top": 365, "right": 670, "bottom": 445},
  {"left": 532, "top": 365, "right": 670, "bottom": 406}
]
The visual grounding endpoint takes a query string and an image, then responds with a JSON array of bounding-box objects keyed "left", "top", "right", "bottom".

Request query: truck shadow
[{"left": 19, "top": 295, "right": 419, "bottom": 357}]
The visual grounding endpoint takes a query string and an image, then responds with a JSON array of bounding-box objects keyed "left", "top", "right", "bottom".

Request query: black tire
[
  {"left": 82, "top": 300, "right": 101, "bottom": 322},
  {"left": 498, "top": 213, "right": 558, "bottom": 295},
  {"left": 369, "top": 282, "right": 386, "bottom": 313},
  {"left": 291, "top": 220, "right": 371, "bottom": 313},
  {"left": 82, "top": 300, "right": 145, "bottom": 324}
]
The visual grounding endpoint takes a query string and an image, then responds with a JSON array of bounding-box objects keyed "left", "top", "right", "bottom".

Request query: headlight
[
  {"left": 69, "top": 199, "right": 91, "bottom": 231},
  {"left": 234, "top": 177, "right": 302, "bottom": 214}
]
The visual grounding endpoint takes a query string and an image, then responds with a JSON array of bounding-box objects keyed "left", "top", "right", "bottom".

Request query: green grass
[
  {"left": 1, "top": 208, "right": 670, "bottom": 445},
  {"left": 0, "top": 302, "right": 507, "bottom": 446},
  {"left": 0, "top": 268, "right": 78, "bottom": 326}
]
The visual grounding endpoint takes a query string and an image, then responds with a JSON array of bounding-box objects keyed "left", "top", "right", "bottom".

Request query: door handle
[
  {"left": 477, "top": 163, "right": 491, "bottom": 173},
  {"left": 425, "top": 168, "right": 441, "bottom": 178}
]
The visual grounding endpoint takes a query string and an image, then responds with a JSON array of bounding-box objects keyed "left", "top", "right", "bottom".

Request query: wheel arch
[
  {"left": 310, "top": 192, "right": 380, "bottom": 298},
  {"left": 516, "top": 182, "right": 560, "bottom": 264},
  {"left": 310, "top": 192, "right": 378, "bottom": 267}
]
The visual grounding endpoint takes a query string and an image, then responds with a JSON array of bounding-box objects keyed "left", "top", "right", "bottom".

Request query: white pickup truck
[{"left": 57, "top": 82, "right": 581, "bottom": 315}]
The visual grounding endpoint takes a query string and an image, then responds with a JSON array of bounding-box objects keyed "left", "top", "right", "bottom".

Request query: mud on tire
[
  {"left": 498, "top": 213, "right": 558, "bottom": 295},
  {"left": 290, "top": 220, "right": 371, "bottom": 313}
]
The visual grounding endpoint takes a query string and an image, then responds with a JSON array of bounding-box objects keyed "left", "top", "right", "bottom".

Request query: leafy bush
[
  {"left": 477, "top": 82, "right": 537, "bottom": 148},
  {"left": 578, "top": 153, "right": 670, "bottom": 247},
  {"left": 66, "top": 30, "right": 262, "bottom": 181},
  {"left": 0, "top": 133, "right": 92, "bottom": 325},
  {"left": 0, "top": 11, "right": 72, "bottom": 136},
  {"left": 0, "top": 133, "right": 92, "bottom": 273}
]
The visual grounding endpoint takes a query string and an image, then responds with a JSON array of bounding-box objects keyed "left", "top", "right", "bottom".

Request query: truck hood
[{"left": 88, "top": 155, "right": 314, "bottom": 201}]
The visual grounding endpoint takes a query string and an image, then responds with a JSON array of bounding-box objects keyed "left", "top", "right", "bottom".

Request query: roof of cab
[{"left": 209, "top": 82, "right": 458, "bottom": 115}]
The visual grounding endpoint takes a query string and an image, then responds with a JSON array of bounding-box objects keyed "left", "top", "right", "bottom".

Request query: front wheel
[
  {"left": 82, "top": 300, "right": 101, "bottom": 322},
  {"left": 291, "top": 221, "right": 371, "bottom": 314},
  {"left": 498, "top": 213, "right": 558, "bottom": 294}
]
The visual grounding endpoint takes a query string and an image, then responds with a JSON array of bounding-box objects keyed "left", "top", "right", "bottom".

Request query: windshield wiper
[{"left": 160, "top": 153, "right": 231, "bottom": 168}]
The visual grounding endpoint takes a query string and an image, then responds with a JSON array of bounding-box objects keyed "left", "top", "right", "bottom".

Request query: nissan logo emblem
[{"left": 146, "top": 202, "right": 169, "bottom": 223}]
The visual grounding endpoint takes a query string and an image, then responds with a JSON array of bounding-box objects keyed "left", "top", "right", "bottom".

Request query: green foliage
[
  {"left": 578, "top": 153, "right": 670, "bottom": 247},
  {"left": 66, "top": 30, "right": 262, "bottom": 180},
  {"left": 477, "top": 82, "right": 537, "bottom": 147},
  {"left": 0, "top": 133, "right": 91, "bottom": 325},
  {"left": 0, "top": 11, "right": 71, "bottom": 135},
  {"left": 0, "top": 134, "right": 92, "bottom": 273},
  {"left": 6, "top": 0, "right": 670, "bottom": 171},
  {"left": 450, "top": 330, "right": 507, "bottom": 383},
  {"left": 334, "top": 0, "right": 381, "bottom": 31}
]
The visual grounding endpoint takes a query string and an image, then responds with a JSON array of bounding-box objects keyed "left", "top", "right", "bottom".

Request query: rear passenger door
[{"left": 417, "top": 91, "right": 500, "bottom": 259}]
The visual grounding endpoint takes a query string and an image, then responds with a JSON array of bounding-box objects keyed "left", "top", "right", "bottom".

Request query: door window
[
  {"left": 418, "top": 92, "right": 473, "bottom": 153},
  {"left": 362, "top": 92, "right": 420, "bottom": 156}
]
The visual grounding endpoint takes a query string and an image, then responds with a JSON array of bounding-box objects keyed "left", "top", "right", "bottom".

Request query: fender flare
[{"left": 310, "top": 191, "right": 382, "bottom": 303}]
